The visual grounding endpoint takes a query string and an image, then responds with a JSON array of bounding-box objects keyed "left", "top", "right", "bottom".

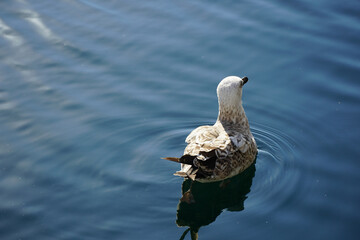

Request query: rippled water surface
[{"left": 1, "top": 0, "right": 360, "bottom": 239}]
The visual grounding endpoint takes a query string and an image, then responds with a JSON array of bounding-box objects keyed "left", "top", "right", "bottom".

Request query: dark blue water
[{"left": 1, "top": 0, "right": 359, "bottom": 239}]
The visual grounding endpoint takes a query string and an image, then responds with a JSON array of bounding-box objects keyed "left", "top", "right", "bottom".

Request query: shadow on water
[{"left": 176, "top": 162, "right": 256, "bottom": 240}]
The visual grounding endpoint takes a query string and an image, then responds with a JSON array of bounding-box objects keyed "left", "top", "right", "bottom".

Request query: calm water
[{"left": 0, "top": 0, "right": 359, "bottom": 239}]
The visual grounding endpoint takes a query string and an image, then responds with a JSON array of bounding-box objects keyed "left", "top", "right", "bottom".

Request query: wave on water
[{"left": 247, "top": 123, "right": 303, "bottom": 214}]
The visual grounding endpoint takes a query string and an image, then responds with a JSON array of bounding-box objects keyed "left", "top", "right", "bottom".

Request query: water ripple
[
  {"left": 127, "top": 117, "right": 303, "bottom": 217},
  {"left": 127, "top": 119, "right": 204, "bottom": 183},
  {"left": 247, "top": 123, "right": 302, "bottom": 214}
]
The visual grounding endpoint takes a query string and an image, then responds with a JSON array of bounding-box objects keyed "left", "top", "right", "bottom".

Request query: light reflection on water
[{"left": 0, "top": 0, "right": 359, "bottom": 239}]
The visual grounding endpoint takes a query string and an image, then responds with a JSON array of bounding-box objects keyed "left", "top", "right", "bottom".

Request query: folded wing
[{"left": 173, "top": 125, "right": 249, "bottom": 179}]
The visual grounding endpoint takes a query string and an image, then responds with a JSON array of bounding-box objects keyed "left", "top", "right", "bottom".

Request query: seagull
[{"left": 164, "top": 76, "right": 257, "bottom": 182}]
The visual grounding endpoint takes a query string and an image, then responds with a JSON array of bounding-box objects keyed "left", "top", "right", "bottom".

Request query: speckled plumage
[{"left": 165, "top": 76, "right": 257, "bottom": 182}]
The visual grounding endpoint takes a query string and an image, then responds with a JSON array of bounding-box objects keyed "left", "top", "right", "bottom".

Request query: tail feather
[
  {"left": 174, "top": 164, "right": 198, "bottom": 181},
  {"left": 162, "top": 157, "right": 180, "bottom": 163},
  {"left": 163, "top": 155, "right": 198, "bottom": 180},
  {"left": 174, "top": 171, "right": 187, "bottom": 177},
  {"left": 174, "top": 169, "right": 197, "bottom": 181},
  {"left": 162, "top": 155, "right": 195, "bottom": 165}
]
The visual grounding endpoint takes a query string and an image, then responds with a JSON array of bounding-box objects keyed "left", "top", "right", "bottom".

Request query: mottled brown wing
[
  {"left": 177, "top": 125, "right": 251, "bottom": 179},
  {"left": 184, "top": 125, "right": 248, "bottom": 159},
  {"left": 184, "top": 126, "right": 224, "bottom": 155}
]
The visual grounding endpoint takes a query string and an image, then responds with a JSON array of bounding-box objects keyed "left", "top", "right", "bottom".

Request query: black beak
[{"left": 242, "top": 76, "right": 248, "bottom": 85}]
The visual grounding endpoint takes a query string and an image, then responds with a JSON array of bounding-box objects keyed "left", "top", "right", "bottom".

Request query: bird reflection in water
[{"left": 176, "top": 162, "right": 256, "bottom": 240}]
